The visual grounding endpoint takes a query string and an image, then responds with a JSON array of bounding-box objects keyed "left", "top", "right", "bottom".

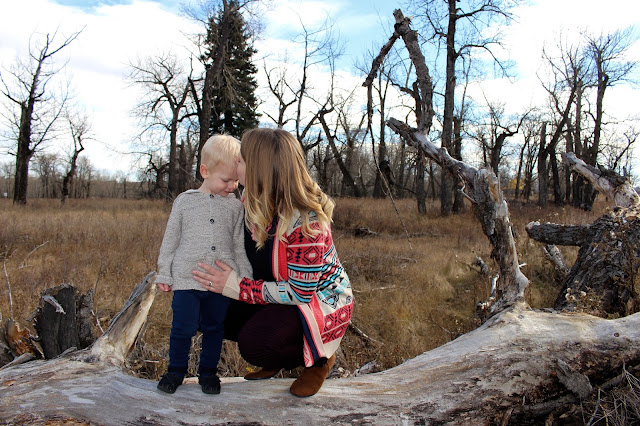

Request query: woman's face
[{"left": 237, "top": 154, "right": 246, "bottom": 187}]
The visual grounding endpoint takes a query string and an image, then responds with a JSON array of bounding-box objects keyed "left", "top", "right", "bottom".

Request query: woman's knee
[{"left": 236, "top": 307, "right": 303, "bottom": 367}]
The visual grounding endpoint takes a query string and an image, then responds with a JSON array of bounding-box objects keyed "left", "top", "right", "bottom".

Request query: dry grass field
[{"left": 0, "top": 196, "right": 606, "bottom": 380}]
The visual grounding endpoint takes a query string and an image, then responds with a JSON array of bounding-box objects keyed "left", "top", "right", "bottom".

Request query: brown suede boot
[
  {"left": 289, "top": 354, "right": 336, "bottom": 397},
  {"left": 244, "top": 368, "right": 281, "bottom": 380}
]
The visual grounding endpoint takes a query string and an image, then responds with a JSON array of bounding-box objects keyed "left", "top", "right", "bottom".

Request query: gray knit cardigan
[{"left": 156, "top": 189, "right": 253, "bottom": 291}]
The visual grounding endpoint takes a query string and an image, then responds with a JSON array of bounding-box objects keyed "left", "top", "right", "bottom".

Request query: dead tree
[
  {"left": 127, "top": 52, "right": 194, "bottom": 199},
  {"left": 364, "top": 9, "right": 524, "bottom": 317},
  {"left": 61, "top": 109, "right": 89, "bottom": 204},
  {"left": 1, "top": 29, "right": 81, "bottom": 204},
  {"left": 318, "top": 106, "right": 363, "bottom": 197},
  {"left": 526, "top": 152, "right": 640, "bottom": 316}
]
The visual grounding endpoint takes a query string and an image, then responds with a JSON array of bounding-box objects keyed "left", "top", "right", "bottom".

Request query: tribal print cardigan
[{"left": 222, "top": 210, "right": 354, "bottom": 367}]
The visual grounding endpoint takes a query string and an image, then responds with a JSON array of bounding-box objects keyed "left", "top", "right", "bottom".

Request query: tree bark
[
  {"left": 543, "top": 244, "right": 569, "bottom": 282},
  {"left": 318, "top": 109, "right": 361, "bottom": 197},
  {"left": 452, "top": 115, "right": 466, "bottom": 212},
  {"left": 416, "top": 150, "right": 426, "bottom": 214},
  {"left": 549, "top": 148, "right": 563, "bottom": 206},
  {"left": 13, "top": 136, "right": 32, "bottom": 205},
  {"left": 525, "top": 222, "right": 590, "bottom": 246},
  {"left": 528, "top": 206, "right": 639, "bottom": 316},
  {"left": 373, "top": 73, "right": 388, "bottom": 199},
  {"left": 61, "top": 130, "right": 85, "bottom": 204},
  {"left": 33, "top": 284, "right": 95, "bottom": 359},
  {"left": 537, "top": 123, "right": 548, "bottom": 207},
  {"left": 438, "top": 0, "right": 458, "bottom": 217}
]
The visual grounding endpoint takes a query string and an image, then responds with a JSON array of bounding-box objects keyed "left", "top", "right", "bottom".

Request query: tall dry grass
[
  {"left": 0, "top": 196, "right": 609, "bottom": 378},
  {"left": 0, "top": 198, "right": 171, "bottom": 378}
]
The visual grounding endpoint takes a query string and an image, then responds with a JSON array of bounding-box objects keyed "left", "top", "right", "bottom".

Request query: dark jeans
[
  {"left": 169, "top": 289, "right": 231, "bottom": 371},
  {"left": 224, "top": 300, "right": 304, "bottom": 370}
]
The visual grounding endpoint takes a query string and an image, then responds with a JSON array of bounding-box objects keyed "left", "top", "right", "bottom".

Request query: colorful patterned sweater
[{"left": 222, "top": 210, "right": 354, "bottom": 367}]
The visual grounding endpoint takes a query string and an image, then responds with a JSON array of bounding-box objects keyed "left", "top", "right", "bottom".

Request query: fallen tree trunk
[{"left": 1, "top": 288, "right": 639, "bottom": 425}]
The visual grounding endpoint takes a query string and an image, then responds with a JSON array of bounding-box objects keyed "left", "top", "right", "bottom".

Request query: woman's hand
[{"left": 193, "top": 260, "right": 232, "bottom": 293}]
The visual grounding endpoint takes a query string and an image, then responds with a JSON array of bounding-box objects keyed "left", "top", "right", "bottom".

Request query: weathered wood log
[
  {"left": 527, "top": 207, "right": 639, "bottom": 316},
  {"left": 88, "top": 271, "right": 157, "bottom": 365},
  {"left": 0, "top": 319, "right": 41, "bottom": 367},
  {"left": 561, "top": 206, "right": 639, "bottom": 316},
  {"left": 563, "top": 152, "right": 640, "bottom": 208},
  {"left": 1, "top": 298, "right": 638, "bottom": 425},
  {"left": 525, "top": 222, "right": 590, "bottom": 246}
]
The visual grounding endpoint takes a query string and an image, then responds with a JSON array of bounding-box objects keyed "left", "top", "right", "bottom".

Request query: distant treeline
[{"left": 0, "top": 175, "right": 156, "bottom": 200}]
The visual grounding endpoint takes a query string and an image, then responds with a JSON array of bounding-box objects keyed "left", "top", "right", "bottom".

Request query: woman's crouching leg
[{"left": 237, "top": 304, "right": 304, "bottom": 370}]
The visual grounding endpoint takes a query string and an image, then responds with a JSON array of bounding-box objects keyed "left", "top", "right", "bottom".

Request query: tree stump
[
  {"left": 527, "top": 205, "right": 640, "bottom": 316},
  {"left": 33, "top": 284, "right": 96, "bottom": 359}
]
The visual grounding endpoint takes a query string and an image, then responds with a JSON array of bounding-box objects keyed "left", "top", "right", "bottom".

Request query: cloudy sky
[{"left": 1, "top": 0, "right": 639, "bottom": 177}]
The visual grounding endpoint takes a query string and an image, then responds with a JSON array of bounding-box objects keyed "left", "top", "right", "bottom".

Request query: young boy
[{"left": 155, "top": 134, "right": 252, "bottom": 395}]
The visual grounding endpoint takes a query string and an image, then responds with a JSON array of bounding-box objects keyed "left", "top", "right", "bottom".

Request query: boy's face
[{"left": 200, "top": 162, "right": 239, "bottom": 196}]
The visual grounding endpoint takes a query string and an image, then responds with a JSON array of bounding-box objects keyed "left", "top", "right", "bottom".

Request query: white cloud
[{"left": 470, "top": 0, "right": 640, "bottom": 124}]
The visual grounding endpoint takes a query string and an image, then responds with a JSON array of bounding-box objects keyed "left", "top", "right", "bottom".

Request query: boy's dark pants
[{"left": 169, "top": 289, "right": 231, "bottom": 373}]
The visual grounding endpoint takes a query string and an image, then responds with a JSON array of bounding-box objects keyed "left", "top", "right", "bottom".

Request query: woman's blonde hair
[
  {"left": 201, "top": 134, "right": 240, "bottom": 169},
  {"left": 241, "top": 128, "right": 334, "bottom": 248}
]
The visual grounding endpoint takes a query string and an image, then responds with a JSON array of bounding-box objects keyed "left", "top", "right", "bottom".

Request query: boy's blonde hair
[
  {"left": 201, "top": 134, "right": 241, "bottom": 169},
  {"left": 240, "top": 128, "right": 334, "bottom": 248}
]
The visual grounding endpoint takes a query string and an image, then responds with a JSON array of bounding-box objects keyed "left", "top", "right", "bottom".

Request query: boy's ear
[{"left": 199, "top": 163, "right": 208, "bottom": 178}]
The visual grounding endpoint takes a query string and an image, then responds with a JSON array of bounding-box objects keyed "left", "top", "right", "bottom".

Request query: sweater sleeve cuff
[
  {"left": 222, "top": 270, "right": 241, "bottom": 300},
  {"left": 155, "top": 275, "right": 173, "bottom": 287}
]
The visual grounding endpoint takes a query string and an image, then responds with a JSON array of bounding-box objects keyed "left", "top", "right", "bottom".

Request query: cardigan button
[
  {"left": 210, "top": 218, "right": 215, "bottom": 224},
  {"left": 211, "top": 246, "right": 216, "bottom": 251}
]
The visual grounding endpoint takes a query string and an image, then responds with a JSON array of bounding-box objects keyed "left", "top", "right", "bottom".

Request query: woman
[{"left": 193, "top": 127, "right": 353, "bottom": 397}]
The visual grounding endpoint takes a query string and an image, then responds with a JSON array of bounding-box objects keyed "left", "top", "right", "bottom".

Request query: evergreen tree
[{"left": 203, "top": 1, "right": 259, "bottom": 138}]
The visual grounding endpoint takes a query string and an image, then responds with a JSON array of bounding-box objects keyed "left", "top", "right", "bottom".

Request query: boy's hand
[{"left": 157, "top": 283, "right": 172, "bottom": 292}]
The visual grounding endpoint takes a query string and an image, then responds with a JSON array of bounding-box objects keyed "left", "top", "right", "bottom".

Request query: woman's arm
[
  {"left": 195, "top": 222, "right": 327, "bottom": 305},
  {"left": 232, "top": 226, "right": 327, "bottom": 305}
]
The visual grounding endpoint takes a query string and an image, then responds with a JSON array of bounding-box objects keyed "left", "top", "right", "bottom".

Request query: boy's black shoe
[
  {"left": 199, "top": 374, "right": 221, "bottom": 394},
  {"left": 157, "top": 372, "right": 184, "bottom": 394}
]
